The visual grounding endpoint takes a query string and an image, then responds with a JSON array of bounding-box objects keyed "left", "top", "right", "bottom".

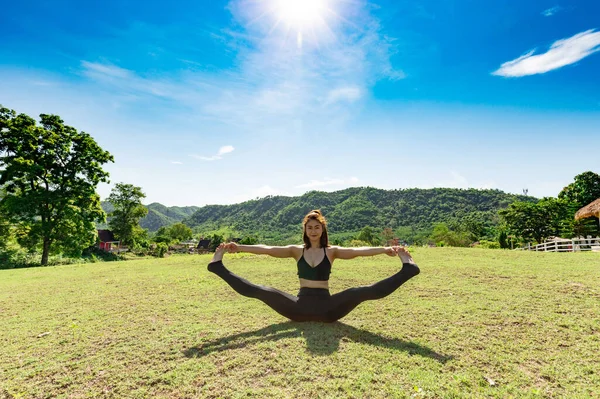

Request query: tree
[
  {"left": 168, "top": 222, "right": 193, "bottom": 242},
  {"left": 558, "top": 171, "right": 600, "bottom": 208},
  {"left": 558, "top": 171, "right": 600, "bottom": 236},
  {"left": 456, "top": 212, "right": 488, "bottom": 241},
  {"left": 207, "top": 233, "right": 224, "bottom": 252},
  {"left": 0, "top": 185, "right": 10, "bottom": 249},
  {"left": 356, "top": 226, "right": 379, "bottom": 246},
  {"left": 240, "top": 235, "right": 259, "bottom": 245},
  {"left": 153, "top": 226, "right": 172, "bottom": 244},
  {"left": 382, "top": 227, "right": 394, "bottom": 243},
  {"left": 0, "top": 106, "right": 113, "bottom": 265},
  {"left": 497, "top": 229, "right": 509, "bottom": 249},
  {"left": 107, "top": 183, "right": 148, "bottom": 247},
  {"left": 430, "top": 222, "right": 471, "bottom": 247},
  {"left": 499, "top": 198, "right": 570, "bottom": 244}
]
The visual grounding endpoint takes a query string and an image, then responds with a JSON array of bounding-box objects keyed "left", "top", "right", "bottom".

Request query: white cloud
[
  {"left": 386, "top": 69, "right": 407, "bottom": 81},
  {"left": 81, "top": 61, "right": 133, "bottom": 79},
  {"left": 217, "top": 145, "right": 235, "bottom": 156},
  {"left": 296, "top": 176, "right": 359, "bottom": 189},
  {"left": 190, "top": 155, "right": 220, "bottom": 161},
  {"left": 492, "top": 29, "right": 600, "bottom": 77},
  {"left": 542, "top": 6, "right": 561, "bottom": 17},
  {"left": 190, "top": 145, "right": 235, "bottom": 161},
  {"left": 171, "top": 161, "right": 183, "bottom": 164},
  {"left": 324, "top": 87, "right": 362, "bottom": 106}
]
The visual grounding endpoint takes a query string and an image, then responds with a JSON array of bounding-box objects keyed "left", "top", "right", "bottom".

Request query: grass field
[{"left": 1, "top": 248, "right": 599, "bottom": 398}]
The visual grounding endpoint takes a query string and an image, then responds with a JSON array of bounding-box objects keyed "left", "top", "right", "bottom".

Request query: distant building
[
  {"left": 197, "top": 239, "right": 211, "bottom": 253},
  {"left": 97, "top": 230, "right": 120, "bottom": 252}
]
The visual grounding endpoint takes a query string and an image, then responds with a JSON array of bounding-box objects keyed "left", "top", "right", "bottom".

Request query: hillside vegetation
[
  {"left": 183, "top": 187, "right": 533, "bottom": 243},
  {"left": 100, "top": 202, "right": 200, "bottom": 232}
]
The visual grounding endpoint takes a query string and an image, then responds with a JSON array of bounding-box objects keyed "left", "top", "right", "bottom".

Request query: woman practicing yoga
[{"left": 207, "top": 210, "right": 420, "bottom": 322}]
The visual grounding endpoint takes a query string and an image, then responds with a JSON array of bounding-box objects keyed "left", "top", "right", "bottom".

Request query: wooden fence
[{"left": 518, "top": 237, "right": 600, "bottom": 252}]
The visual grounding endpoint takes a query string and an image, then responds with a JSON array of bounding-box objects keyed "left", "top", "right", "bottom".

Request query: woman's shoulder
[
  {"left": 325, "top": 245, "right": 341, "bottom": 254},
  {"left": 288, "top": 244, "right": 304, "bottom": 253}
]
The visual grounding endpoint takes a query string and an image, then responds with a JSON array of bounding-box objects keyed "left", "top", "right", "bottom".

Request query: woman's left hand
[{"left": 384, "top": 246, "right": 399, "bottom": 256}]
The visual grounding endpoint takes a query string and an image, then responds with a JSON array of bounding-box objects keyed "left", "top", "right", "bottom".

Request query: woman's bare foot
[
  {"left": 210, "top": 243, "right": 226, "bottom": 263},
  {"left": 398, "top": 247, "right": 415, "bottom": 264},
  {"left": 398, "top": 247, "right": 420, "bottom": 277},
  {"left": 207, "top": 243, "right": 227, "bottom": 273}
]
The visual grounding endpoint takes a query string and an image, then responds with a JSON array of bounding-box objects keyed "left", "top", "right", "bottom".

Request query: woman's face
[{"left": 305, "top": 219, "right": 323, "bottom": 241}]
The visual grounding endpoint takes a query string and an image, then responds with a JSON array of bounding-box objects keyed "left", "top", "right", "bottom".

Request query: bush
[
  {"left": 431, "top": 223, "right": 472, "bottom": 247},
  {"left": 476, "top": 240, "right": 501, "bottom": 249},
  {"left": 154, "top": 243, "right": 169, "bottom": 258},
  {"left": 81, "top": 246, "right": 122, "bottom": 262},
  {"left": 208, "top": 234, "right": 224, "bottom": 252},
  {"left": 356, "top": 226, "right": 380, "bottom": 246},
  {"left": 240, "top": 235, "right": 259, "bottom": 245}
]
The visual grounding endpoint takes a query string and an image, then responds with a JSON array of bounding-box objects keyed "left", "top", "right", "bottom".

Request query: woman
[{"left": 207, "top": 210, "right": 420, "bottom": 322}]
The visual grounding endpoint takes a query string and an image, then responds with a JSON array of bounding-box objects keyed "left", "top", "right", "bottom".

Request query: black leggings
[{"left": 207, "top": 260, "right": 420, "bottom": 322}]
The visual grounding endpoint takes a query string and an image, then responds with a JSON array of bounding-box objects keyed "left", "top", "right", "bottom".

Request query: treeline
[
  {"left": 182, "top": 187, "right": 533, "bottom": 245},
  {"left": 499, "top": 171, "right": 600, "bottom": 246}
]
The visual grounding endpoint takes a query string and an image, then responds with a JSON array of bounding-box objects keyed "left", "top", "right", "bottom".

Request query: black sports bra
[{"left": 297, "top": 247, "right": 331, "bottom": 281}]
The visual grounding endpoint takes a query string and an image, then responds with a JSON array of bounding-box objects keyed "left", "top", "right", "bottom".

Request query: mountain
[
  {"left": 142, "top": 203, "right": 200, "bottom": 231},
  {"left": 98, "top": 187, "right": 534, "bottom": 242},
  {"left": 183, "top": 187, "right": 534, "bottom": 242},
  {"left": 99, "top": 202, "right": 200, "bottom": 232}
]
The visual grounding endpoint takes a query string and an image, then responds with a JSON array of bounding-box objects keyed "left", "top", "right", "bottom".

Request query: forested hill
[
  {"left": 143, "top": 203, "right": 200, "bottom": 231},
  {"left": 100, "top": 202, "right": 200, "bottom": 232},
  {"left": 184, "top": 187, "right": 534, "bottom": 240}
]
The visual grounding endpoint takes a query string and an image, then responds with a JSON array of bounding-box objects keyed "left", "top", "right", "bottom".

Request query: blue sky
[{"left": 1, "top": 0, "right": 599, "bottom": 206}]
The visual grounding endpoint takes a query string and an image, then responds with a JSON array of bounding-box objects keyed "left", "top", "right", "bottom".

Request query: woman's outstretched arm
[
  {"left": 330, "top": 245, "right": 399, "bottom": 260},
  {"left": 225, "top": 243, "right": 301, "bottom": 259}
]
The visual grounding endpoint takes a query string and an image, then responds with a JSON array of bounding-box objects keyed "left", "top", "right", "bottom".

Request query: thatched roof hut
[{"left": 574, "top": 198, "right": 600, "bottom": 229}]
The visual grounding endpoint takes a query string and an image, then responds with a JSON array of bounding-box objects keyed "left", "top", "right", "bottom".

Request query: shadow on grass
[{"left": 184, "top": 321, "right": 451, "bottom": 362}]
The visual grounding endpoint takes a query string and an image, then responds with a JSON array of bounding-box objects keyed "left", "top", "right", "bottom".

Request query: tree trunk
[{"left": 41, "top": 238, "right": 50, "bottom": 266}]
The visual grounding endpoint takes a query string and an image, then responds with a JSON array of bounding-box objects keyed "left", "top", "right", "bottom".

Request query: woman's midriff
[{"left": 299, "top": 278, "right": 329, "bottom": 289}]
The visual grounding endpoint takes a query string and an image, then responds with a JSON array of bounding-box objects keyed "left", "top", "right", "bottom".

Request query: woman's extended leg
[
  {"left": 325, "top": 248, "right": 420, "bottom": 322},
  {"left": 207, "top": 244, "right": 302, "bottom": 320}
]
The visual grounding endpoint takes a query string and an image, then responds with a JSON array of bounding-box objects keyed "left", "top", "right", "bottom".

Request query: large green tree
[
  {"left": 558, "top": 171, "right": 600, "bottom": 236},
  {"left": 0, "top": 106, "right": 113, "bottom": 265},
  {"left": 499, "top": 198, "right": 571, "bottom": 244},
  {"left": 107, "top": 183, "right": 148, "bottom": 247},
  {"left": 167, "top": 222, "right": 193, "bottom": 242},
  {"left": 558, "top": 171, "right": 600, "bottom": 208}
]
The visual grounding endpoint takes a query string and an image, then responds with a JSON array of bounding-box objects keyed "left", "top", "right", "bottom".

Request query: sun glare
[
  {"left": 262, "top": 0, "right": 338, "bottom": 48},
  {"left": 273, "top": 0, "right": 329, "bottom": 28}
]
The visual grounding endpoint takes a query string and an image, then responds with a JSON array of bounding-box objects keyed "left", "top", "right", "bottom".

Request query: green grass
[{"left": 1, "top": 248, "right": 599, "bottom": 398}]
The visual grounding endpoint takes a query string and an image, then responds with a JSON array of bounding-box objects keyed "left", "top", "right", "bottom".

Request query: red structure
[{"left": 97, "top": 230, "right": 120, "bottom": 252}]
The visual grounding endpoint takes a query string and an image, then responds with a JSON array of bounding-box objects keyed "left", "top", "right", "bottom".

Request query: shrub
[
  {"left": 208, "top": 234, "right": 224, "bottom": 252},
  {"left": 240, "top": 235, "right": 259, "bottom": 245},
  {"left": 155, "top": 243, "right": 169, "bottom": 258},
  {"left": 476, "top": 240, "right": 501, "bottom": 249}
]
